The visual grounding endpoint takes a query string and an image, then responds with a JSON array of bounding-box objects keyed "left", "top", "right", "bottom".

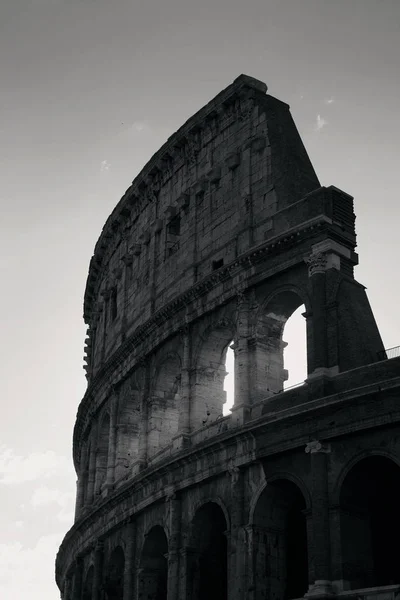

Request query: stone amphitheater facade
[{"left": 56, "top": 75, "right": 400, "bottom": 600}]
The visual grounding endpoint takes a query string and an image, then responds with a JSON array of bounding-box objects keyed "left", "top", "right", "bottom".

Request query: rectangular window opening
[{"left": 212, "top": 258, "right": 224, "bottom": 271}]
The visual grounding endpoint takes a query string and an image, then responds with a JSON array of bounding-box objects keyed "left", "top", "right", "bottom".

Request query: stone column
[
  {"left": 137, "top": 394, "right": 148, "bottom": 468},
  {"left": 100, "top": 289, "right": 111, "bottom": 365},
  {"left": 86, "top": 441, "right": 97, "bottom": 505},
  {"left": 120, "top": 251, "right": 133, "bottom": 340},
  {"left": 305, "top": 440, "right": 334, "bottom": 598},
  {"left": 124, "top": 521, "right": 136, "bottom": 600},
  {"left": 71, "top": 557, "right": 83, "bottom": 600},
  {"left": 228, "top": 464, "right": 246, "bottom": 600},
  {"left": 138, "top": 360, "right": 151, "bottom": 468},
  {"left": 231, "top": 289, "right": 251, "bottom": 426},
  {"left": 305, "top": 253, "right": 328, "bottom": 374},
  {"left": 243, "top": 525, "right": 256, "bottom": 600},
  {"left": 177, "top": 325, "right": 191, "bottom": 444},
  {"left": 106, "top": 390, "right": 118, "bottom": 488},
  {"left": 63, "top": 573, "right": 72, "bottom": 600},
  {"left": 166, "top": 491, "right": 181, "bottom": 600},
  {"left": 92, "top": 541, "right": 104, "bottom": 600},
  {"left": 179, "top": 547, "right": 201, "bottom": 600},
  {"left": 74, "top": 476, "right": 85, "bottom": 520}
]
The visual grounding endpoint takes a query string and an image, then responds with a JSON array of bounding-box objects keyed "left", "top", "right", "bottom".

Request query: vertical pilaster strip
[
  {"left": 305, "top": 441, "right": 334, "bottom": 598},
  {"left": 166, "top": 491, "right": 181, "bottom": 600},
  {"left": 178, "top": 325, "right": 191, "bottom": 436},
  {"left": 92, "top": 541, "right": 104, "bottom": 600},
  {"left": 86, "top": 440, "right": 96, "bottom": 505},
  {"left": 63, "top": 573, "right": 72, "bottom": 600},
  {"left": 305, "top": 253, "right": 328, "bottom": 373},
  {"left": 74, "top": 476, "right": 84, "bottom": 520},
  {"left": 228, "top": 465, "right": 245, "bottom": 600},
  {"left": 106, "top": 390, "right": 118, "bottom": 488},
  {"left": 123, "top": 521, "right": 136, "bottom": 600},
  {"left": 71, "top": 557, "right": 83, "bottom": 600},
  {"left": 120, "top": 240, "right": 132, "bottom": 340},
  {"left": 138, "top": 360, "right": 150, "bottom": 467},
  {"left": 234, "top": 289, "right": 250, "bottom": 417}
]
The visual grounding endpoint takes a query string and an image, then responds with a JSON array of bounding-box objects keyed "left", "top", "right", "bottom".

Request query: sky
[{"left": 1, "top": 0, "right": 399, "bottom": 597}]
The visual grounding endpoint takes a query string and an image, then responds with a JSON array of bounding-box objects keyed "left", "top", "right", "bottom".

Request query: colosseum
[{"left": 56, "top": 74, "right": 400, "bottom": 600}]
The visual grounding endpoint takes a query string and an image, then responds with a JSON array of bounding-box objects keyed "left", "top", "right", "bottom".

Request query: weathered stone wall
[{"left": 57, "top": 75, "right": 399, "bottom": 600}]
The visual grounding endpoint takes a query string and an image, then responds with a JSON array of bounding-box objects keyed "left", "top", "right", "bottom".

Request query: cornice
[{"left": 83, "top": 74, "right": 269, "bottom": 324}]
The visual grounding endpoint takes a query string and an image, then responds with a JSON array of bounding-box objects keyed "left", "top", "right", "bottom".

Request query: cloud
[
  {"left": 315, "top": 114, "right": 328, "bottom": 132},
  {"left": 324, "top": 97, "right": 335, "bottom": 105},
  {"left": 131, "top": 120, "right": 147, "bottom": 132},
  {"left": 0, "top": 534, "right": 64, "bottom": 600},
  {"left": 0, "top": 446, "right": 73, "bottom": 485},
  {"left": 31, "top": 486, "right": 75, "bottom": 523},
  {"left": 100, "top": 159, "right": 111, "bottom": 172}
]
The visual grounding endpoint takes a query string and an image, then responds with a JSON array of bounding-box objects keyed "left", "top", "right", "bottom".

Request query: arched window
[
  {"left": 282, "top": 304, "right": 307, "bottom": 389},
  {"left": 188, "top": 502, "right": 228, "bottom": 600},
  {"left": 193, "top": 322, "right": 235, "bottom": 429},
  {"left": 103, "top": 546, "right": 125, "bottom": 600},
  {"left": 148, "top": 354, "right": 181, "bottom": 458},
  {"left": 255, "top": 291, "right": 307, "bottom": 400},
  {"left": 252, "top": 479, "right": 308, "bottom": 599},
  {"left": 82, "top": 565, "right": 94, "bottom": 600},
  {"left": 339, "top": 456, "right": 400, "bottom": 589},
  {"left": 139, "top": 526, "right": 168, "bottom": 600},
  {"left": 115, "top": 386, "right": 141, "bottom": 481},
  {"left": 223, "top": 342, "right": 235, "bottom": 415}
]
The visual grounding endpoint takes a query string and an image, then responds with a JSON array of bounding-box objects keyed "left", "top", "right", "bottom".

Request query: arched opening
[
  {"left": 193, "top": 323, "right": 235, "bottom": 429},
  {"left": 283, "top": 304, "right": 307, "bottom": 389},
  {"left": 223, "top": 342, "right": 235, "bottom": 415},
  {"left": 82, "top": 565, "right": 94, "bottom": 600},
  {"left": 148, "top": 354, "right": 181, "bottom": 458},
  {"left": 339, "top": 455, "right": 400, "bottom": 589},
  {"left": 115, "top": 386, "right": 141, "bottom": 481},
  {"left": 255, "top": 291, "right": 307, "bottom": 400},
  {"left": 252, "top": 479, "right": 308, "bottom": 599},
  {"left": 103, "top": 546, "right": 125, "bottom": 600},
  {"left": 95, "top": 412, "right": 110, "bottom": 495},
  {"left": 188, "top": 502, "right": 228, "bottom": 600},
  {"left": 139, "top": 525, "right": 168, "bottom": 600}
]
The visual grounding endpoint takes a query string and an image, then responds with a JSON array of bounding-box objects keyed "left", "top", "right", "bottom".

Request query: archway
[
  {"left": 283, "top": 304, "right": 307, "bottom": 389},
  {"left": 103, "top": 546, "right": 125, "bottom": 600},
  {"left": 252, "top": 479, "right": 308, "bottom": 599},
  {"left": 255, "top": 291, "right": 307, "bottom": 399},
  {"left": 148, "top": 355, "right": 181, "bottom": 458},
  {"left": 82, "top": 565, "right": 94, "bottom": 600},
  {"left": 188, "top": 502, "right": 228, "bottom": 600},
  {"left": 94, "top": 412, "right": 110, "bottom": 495},
  {"left": 223, "top": 341, "right": 235, "bottom": 415},
  {"left": 193, "top": 323, "right": 235, "bottom": 429},
  {"left": 115, "top": 385, "right": 141, "bottom": 480},
  {"left": 339, "top": 455, "right": 400, "bottom": 589},
  {"left": 138, "top": 526, "right": 168, "bottom": 600}
]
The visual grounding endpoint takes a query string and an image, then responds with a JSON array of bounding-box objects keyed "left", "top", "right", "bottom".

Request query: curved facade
[{"left": 56, "top": 75, "right": 400, "bottom": 600}]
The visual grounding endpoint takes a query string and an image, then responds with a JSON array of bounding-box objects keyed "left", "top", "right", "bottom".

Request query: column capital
[
  {"left": 227, "top": 460, "right": 240, "bottom": 485},
  {"left": 305, "top": 440, "right": 331, "bottom": 454},
  {"left": 305, "top": 252, "right": 328, "bottom": 276},
  {"left": 165, "top": 487, "right": 177, "bottom": 503}
]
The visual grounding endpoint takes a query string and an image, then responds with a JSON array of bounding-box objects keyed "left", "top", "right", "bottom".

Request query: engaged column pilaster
[
  {"left": 305, "top": 440, "right": 335, "bottom": 599},
  {"left": 92, "top": 540, "right": 104, "bottom": 600}
]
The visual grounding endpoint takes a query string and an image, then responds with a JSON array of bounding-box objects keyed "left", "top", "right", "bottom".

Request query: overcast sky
[{"left": 1, "top": 1, "right": 399, "bottom": 598}]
